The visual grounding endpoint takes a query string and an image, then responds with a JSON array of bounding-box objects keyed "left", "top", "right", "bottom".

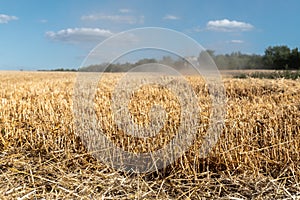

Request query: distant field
[
  {"left": 0, "top": 71, "right": 299, "bottom": 199},
  {"left": 220, "top": 69, "right": 280, "bottom": 78},
  {"left": 221, "top": 69, "right": 300, "bottom": 79}
]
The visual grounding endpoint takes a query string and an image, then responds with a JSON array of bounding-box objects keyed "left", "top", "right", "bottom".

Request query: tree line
[
  {"left": 210, "top": 45, "right": 300, "bottom": 70},
  {"left": 49, "top": 45, "right": 300, "bottom": 72}
]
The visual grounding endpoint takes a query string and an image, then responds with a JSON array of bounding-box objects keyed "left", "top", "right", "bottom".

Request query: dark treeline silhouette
[
  {"left": 79, "top": 58, "right": 187, "bottom": 72},
  {"left": 211, "top": 51, "right": 264, "bottom": 70},
  {"left": 38, "top": 68, "right": 77, "bottom": 72},
  {"left": 209, "top": 45, "right": 300, "bottom": 70},
  {"left": 48, "top": 45, "right": 300, "bottom": 72},
  {"left": 263, "top": 46, "right": 300, "bottom": 70}
]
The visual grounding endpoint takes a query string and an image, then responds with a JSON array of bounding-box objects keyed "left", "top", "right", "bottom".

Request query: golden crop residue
[
  {"left": 94, "top": 74, "right": 211, "bottom": 153},
  {"left": 0, "top": 71, "right": 299, "bottom": 199}
]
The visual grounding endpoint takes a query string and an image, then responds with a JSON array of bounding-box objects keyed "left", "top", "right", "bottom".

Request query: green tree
[
  {"left": 263, "top": 45, "right": 291, "bottom": 69},
  {"left": 135, "top": 58, "right": 157, "bottom": 66},
  {"left": 289, "top": 48, "right": 300, "bottom": 69}
]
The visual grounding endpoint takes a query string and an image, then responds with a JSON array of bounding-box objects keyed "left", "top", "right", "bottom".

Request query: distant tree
[
  {"left": 205, "top": 49, "right": 215, "bottom": 58},
  {"left": 79, "top": 45, "right": 300, "bottom": 72},
  {"left": 135, "top": 58, "right": 157, "bottom": 66},
  {"left": 246, "top": 54, "right": 264, "bottom": 69},
  {"left": 161, "top": 56, "right": 174, "bottom": 66},
  {"left": 263, "top": 45, "right": 291, "bottom": 69},
  {"left": 214, "top": 54, "right": 229, "bottom": 69},
  {"left": 289, "top": 48, "right": 300, "bottom": 69},
  {"left": 213, "top": 51, "right": 264, "bottom": 70}
]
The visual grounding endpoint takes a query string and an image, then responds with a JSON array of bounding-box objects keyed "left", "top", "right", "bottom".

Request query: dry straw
[{"left": 0, "top": 71, "right": 299, "bottom": 199}]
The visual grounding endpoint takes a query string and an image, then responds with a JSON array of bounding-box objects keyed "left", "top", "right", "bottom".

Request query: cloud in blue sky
[
  {"left": 1, "top": 0, "right": 299, "bottom": 70},
  {"left": 163, "top": 15, "right": 180, "bottom": 20},
  {"left": 81, "top": 14, "right": 144, "bottom": 24},
  {"left": 119, "top": 8, "right": 131, "bottom": 13},
  {"left": 0, "top": 14, "right": 18, "bottom": 24},
  {"left": 39, "top": 19, "right": 48, "bottom": 24},
  {"left": 45, "top": 28, "right": 114, "bottom": 43},
  {"left": 229, "top": 40, "right": 244, "bottom": 44},
  {"left": 207, "top": 19, "right": 254, "bottom": 32}
]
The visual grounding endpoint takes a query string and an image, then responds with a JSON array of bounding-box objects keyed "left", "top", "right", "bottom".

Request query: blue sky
[{"left": 0, "top": 0, "right": 299, "bottom": 70}]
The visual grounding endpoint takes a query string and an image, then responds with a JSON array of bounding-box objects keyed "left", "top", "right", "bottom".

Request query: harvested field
[{"left": 0, "top": 71, "right": 299, "bottom": 199}]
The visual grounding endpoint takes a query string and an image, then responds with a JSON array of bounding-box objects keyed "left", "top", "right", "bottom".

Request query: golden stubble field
[{"left": 0, "top": 71, "right": 299, "bottom": 199}]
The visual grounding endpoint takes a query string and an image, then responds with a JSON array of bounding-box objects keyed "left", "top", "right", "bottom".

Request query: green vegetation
[
  {"left": 38, "top": 68, "right": 77, "bottom": 72},
  {"left": 79, "top": 58, "right": 188, "bottom": 72},
  {"left": 234, "top": 70, "right": 300, "bottom": 80},
  {"left": 39, "top": 45, "right": 299, "bottom": 72},
  {"left": 211, "top": 45, "right": 300, "bottom": 70},
  {"left": 80, "top": 45, "right": 300, "bottom": 72}
]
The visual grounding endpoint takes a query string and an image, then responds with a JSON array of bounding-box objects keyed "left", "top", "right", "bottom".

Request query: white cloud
[
  {"left": 163, "top": 15, "right": 180, "bottom": 20},
  {"left": 40, "top": 19, "right": 48, "bottom": 23},
  {"left": 207, "top": 19, "right": 254, "bottom": 32},
  {"left": 229, "top": 40, "right": 244, "bottom": 44},
  {"left": 0, "top": 14, "right": 18, "bottom": 24},
  {"left": 119, "top": 8, "right": 131, "bottom": 13},
  {"left": 81, "top": 14, "right": 144, "bottom": 24},
  {"left": 45, "top": 28, "right": 114, "bottom": 43}
]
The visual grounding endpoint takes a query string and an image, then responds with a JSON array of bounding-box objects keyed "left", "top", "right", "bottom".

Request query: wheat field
[{"left": 0, "top": 71, "right": 299, "bottom": 199}]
